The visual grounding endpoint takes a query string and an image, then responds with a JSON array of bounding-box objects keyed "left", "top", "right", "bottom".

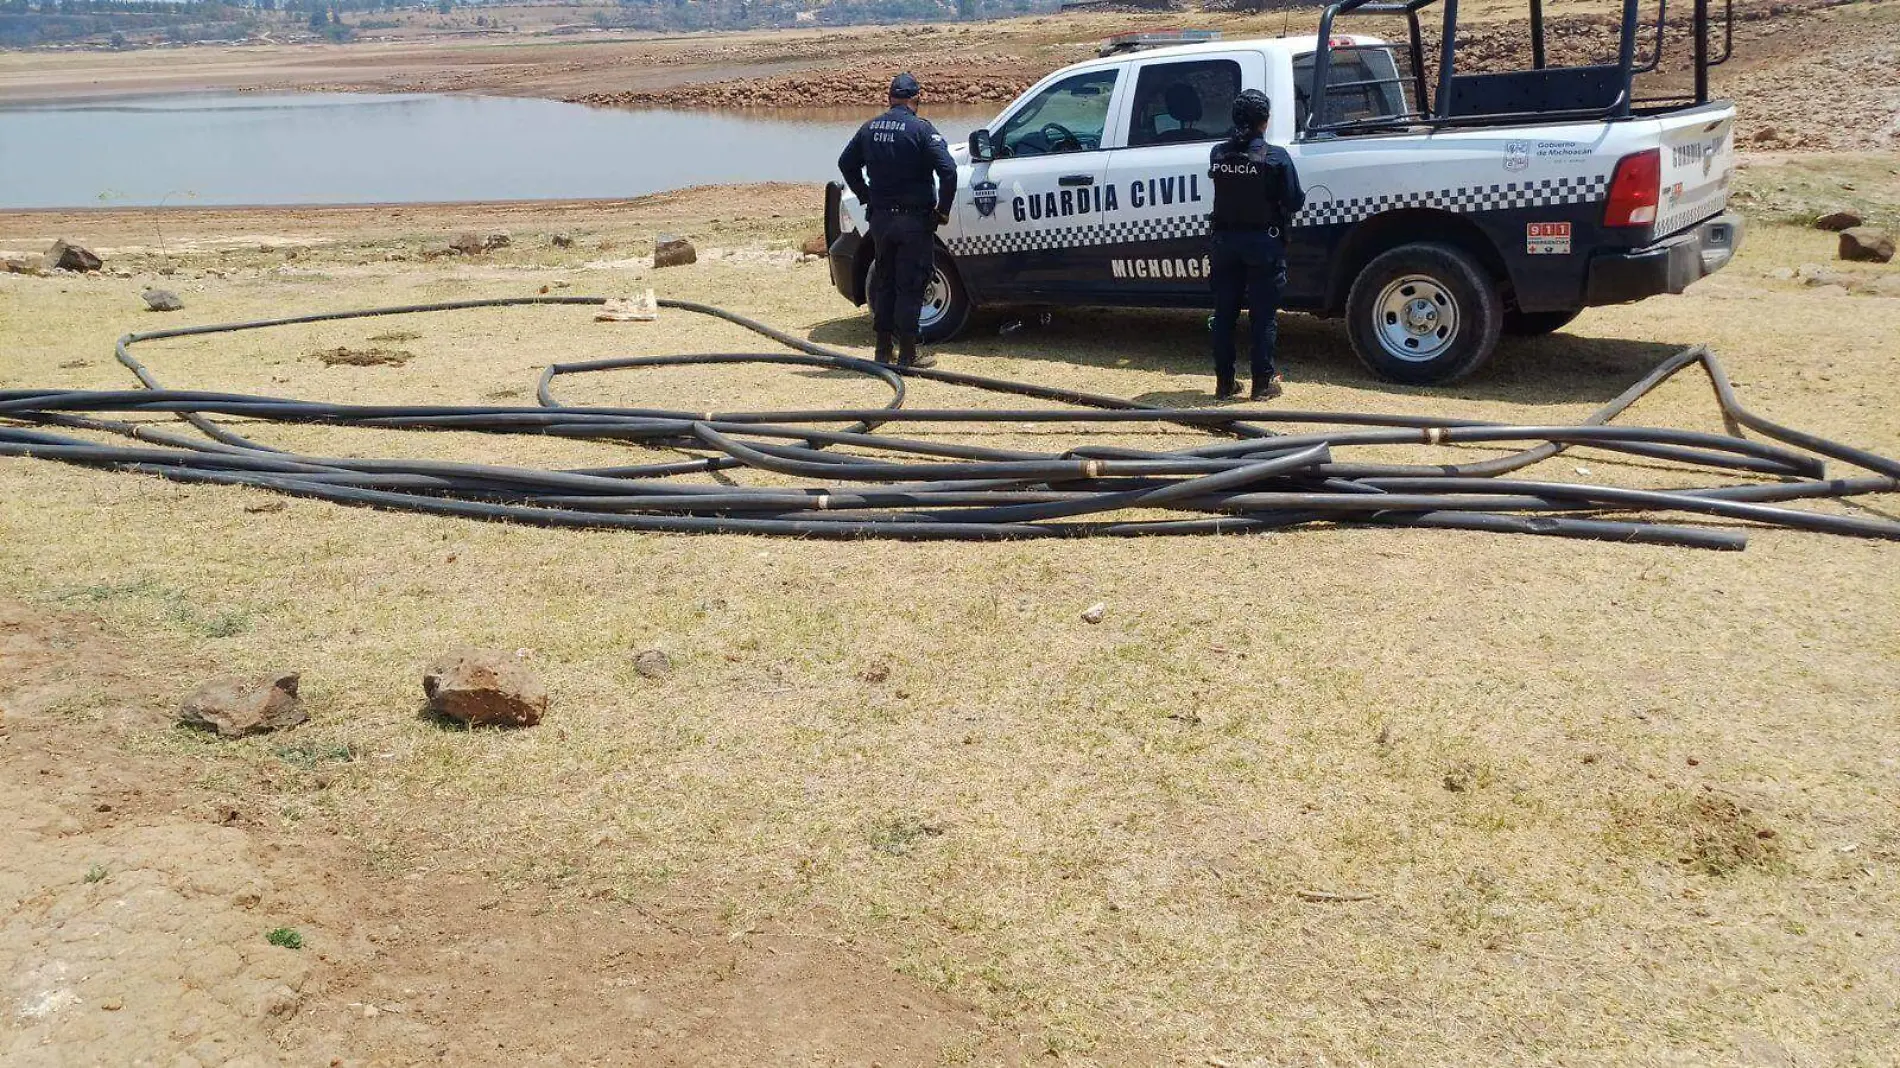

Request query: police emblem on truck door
[{"left": 973, "top": 181, "right": 999, "bottom": 218}]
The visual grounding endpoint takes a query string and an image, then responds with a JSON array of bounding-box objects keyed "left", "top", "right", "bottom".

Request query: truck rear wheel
[{"left": 1345, "top": 242, "right": 1503, "bottom": 385}]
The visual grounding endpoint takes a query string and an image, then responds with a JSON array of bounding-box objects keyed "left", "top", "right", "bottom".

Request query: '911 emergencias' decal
[{"left": 1527, "top": 222, "right": 1573, "bottom": 255}]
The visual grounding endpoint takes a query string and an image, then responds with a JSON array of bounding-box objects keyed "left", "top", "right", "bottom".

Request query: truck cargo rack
[{"left": 1302, "top": 0, "right": 1733, "bottom": 138}]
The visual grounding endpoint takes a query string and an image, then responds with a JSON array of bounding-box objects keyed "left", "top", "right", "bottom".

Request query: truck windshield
[
  {"left": 1293, "top": 47, "right": 1412, "bottom": 128},
  {"left": 996, "top": 69, "right": 1120, "bottom": 157}
]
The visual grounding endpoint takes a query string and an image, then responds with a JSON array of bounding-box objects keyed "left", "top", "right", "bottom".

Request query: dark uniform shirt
[
  {"left": 838, "top": 106, "right": 959, "bottom": 215},
  {"left": 1208, "top": 135, "right": 1305, "bottom": 232}
]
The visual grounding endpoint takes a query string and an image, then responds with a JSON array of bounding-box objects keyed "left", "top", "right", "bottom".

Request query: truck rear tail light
[{"left": 1603, "top": 148, "right": 1661, "bottom": 228}]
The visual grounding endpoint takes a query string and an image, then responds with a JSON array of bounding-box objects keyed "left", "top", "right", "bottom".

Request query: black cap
[{"left": 890, "top": 72, "right": 922, "bottom": 99}]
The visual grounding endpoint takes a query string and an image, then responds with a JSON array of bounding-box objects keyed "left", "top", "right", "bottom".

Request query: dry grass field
[{"left": 2, "top": 157, "right": 1898, "bottom": 1065}]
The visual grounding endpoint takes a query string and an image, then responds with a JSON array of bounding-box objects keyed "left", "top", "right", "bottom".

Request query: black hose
[{"left": 1, "top": 297, "right": 1894, "bottom": 550}]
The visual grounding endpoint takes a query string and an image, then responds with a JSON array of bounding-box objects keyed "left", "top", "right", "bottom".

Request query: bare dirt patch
[
  {"left": 0, "top": 600, "right": 1016, "bottom": 1065},
  {"left": 310, "top": 345, "right": 415, "bottom": 367}
]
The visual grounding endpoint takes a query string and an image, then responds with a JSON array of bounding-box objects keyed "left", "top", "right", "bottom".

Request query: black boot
[
  {"left": 897, "top": 336, "right": 936, "bottom": 369},
  {"left": 1250, "top": 374, "right": 1284, "bottom": 401},
  {"left": 874, "top": 332, "right": 895, "bottom": 365},
  {"left": 1215, "top": 378, "right": 1240, "bottom": 401}
]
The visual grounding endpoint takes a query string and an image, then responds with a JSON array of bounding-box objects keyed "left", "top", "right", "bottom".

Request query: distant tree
[
  {"left": 957, "top": 0, "right": 974, "bottom": 17},
  {"left": 109, "top": 28, "right": 125, "bottom": 46},
  {"left": 435, "top": 0, "right": 448, "bottom": 11},
  {"left": 306, "top": 6, "right": 323, "bottom": 28}
]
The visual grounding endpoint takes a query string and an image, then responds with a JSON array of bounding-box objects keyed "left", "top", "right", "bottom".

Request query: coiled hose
[{"left": 1, "top": 295, "right": 1896, "bottom": 550}]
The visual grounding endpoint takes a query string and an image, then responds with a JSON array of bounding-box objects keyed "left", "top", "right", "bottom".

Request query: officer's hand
[{"left": 935, "top": 210, "right": 951, "bottom": 227}]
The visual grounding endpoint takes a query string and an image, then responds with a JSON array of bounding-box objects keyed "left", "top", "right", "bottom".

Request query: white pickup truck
[{"left": 826, "top": 8, "right": 1742, "bottom": 383}]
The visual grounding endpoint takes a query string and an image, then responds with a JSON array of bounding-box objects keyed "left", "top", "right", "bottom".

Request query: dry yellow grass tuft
[{"left": 2, "top": 172, "right": 1897, "bottom": 1064}]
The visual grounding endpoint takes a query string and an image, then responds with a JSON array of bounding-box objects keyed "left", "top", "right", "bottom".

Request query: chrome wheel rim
[
  {"left": 918, "top": 267, "right": 951, "bottom": 330},
  {"left": 869, "top": 260, "right": 953, "bottom": 331},
  {"left": 1374, "top": 275, "right": 1459, "bottom": 362}
]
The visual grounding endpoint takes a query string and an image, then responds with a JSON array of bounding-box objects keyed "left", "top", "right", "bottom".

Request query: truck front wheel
[
  {"left": 1345, "top": 243, "right": 1503, "bottom": 385},
  {"left": 865, "top": 246, "right": 973, "bottom": 344}
]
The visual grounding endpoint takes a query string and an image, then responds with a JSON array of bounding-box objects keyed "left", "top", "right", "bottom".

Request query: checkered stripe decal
[
  {"left": 945, "top": 175, "right": 1611, "bottom": 258},
  {"left": 1292, "top": 175, "right": 1611, "bottom": 227},
  {"left": 1656, "top": 189, "right": 1727, "bottom": 240},
  {"left": 947, "top": 213, "right": 1209, "bottom": 257}
]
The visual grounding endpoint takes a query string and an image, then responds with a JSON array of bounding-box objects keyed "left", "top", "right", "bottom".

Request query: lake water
[{"left": 0, "top": 92, "right": 990, "bottom": 209}]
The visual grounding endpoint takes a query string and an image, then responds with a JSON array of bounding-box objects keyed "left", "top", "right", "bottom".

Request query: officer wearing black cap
[
  {"left": 1207, "top": 88, "right": 1304, "bottom": 400},
  {"left": 838, "top": 72, "right": 958, "bottom": 369}
]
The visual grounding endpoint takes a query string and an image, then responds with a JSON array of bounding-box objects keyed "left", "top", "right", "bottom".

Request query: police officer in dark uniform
[
  {"left": 838, "top": 72, "right": 958, "bottom": 369},
  {"left": 1207, "top": 89, "right": 1305, "bottom": 400}
]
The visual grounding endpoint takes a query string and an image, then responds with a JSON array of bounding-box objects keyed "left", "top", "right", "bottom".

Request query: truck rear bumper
[{"left": 1584, "top": 212, "right": 1744, "bottom": 306}]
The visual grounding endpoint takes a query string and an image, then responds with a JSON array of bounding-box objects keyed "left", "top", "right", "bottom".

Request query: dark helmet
[
  {"left": 890, "top": 72, "right": 922, "bottom": 100},
  {"left": 1231, "top": 89, "right": 1273, "bottom": 130}
]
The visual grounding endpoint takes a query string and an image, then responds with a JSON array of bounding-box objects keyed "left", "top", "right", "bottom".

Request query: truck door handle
[{"left": 1059, "top": 174, "right": 1095, "bottom": 187}]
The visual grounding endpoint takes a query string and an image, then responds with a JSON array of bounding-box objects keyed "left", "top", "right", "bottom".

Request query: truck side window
[
  {"left": 1125, "top": 59, "right": 1241, "bottom": 148},
  {"left": 1292, "top": 47, "right": 1412, "bottom": 129},
  {"left": 995, "top": 69, "right": 1120, "bottom": 158}
]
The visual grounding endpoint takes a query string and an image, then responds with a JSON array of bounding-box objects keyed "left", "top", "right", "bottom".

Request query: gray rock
[
  {"left": 1766, "top": 267, "right": 1796, "bottom": 281},
  {"left": 653, "top": 234, "right": 697, "bottom": 268},
  {"left": 631, "top": 649, "right": 673, "bottom": 680},
  {"left": 1863, "top": 274, "right": 1900, "bottom": 298},
  {"left": 482, "top": 230, "right": 511, "bottom": 251},
  {"left": 1812, "top": 211, "right": 1863, "bottom": 232},
  {"left": 422, "top": 648, "right": 547, "bottom": 728},
  {"left": 550, "top": 232, "right": 575, "bottom": 248},
  {"left": 142, "top": 288, "right": 184, "bottom": 312},
  {"left": 448, "top": 232, "right": 487, "bottom": 256},
  {"left": 179, "top": 672, "right": 306, "bottom": 738},
  {"left": 3, "top": 257, "right": 43, "bottom": 276},
  {"left": 43, "top": 239, "right": 102, "bottom": 273},
  {"left": 1838, "top": 226, "right": 1895, "bottom": 264}
]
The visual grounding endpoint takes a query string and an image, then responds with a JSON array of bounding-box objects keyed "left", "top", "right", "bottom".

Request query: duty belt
[{"left": 871, "top": 205, "right": 937, "bottom": 215}]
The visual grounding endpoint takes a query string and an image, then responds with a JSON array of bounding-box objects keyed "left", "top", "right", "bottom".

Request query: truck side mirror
[{"left": 969, "top": 129, "right": 996, "bottom": 162}]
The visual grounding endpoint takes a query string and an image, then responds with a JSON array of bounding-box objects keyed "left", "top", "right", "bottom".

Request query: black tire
[
  {"left": 1345, "top": 242, "right": 1503, "bottom": 385},
  {"left": 1503, "top": 308, "right": 1581, "bottom": 336},
  {"left": 864, "top": 245, "right": 974, "bottom": 344}
]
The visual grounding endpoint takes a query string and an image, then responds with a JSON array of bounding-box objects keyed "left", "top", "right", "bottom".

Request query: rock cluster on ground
[
  {"left": 142, "top": 289, "right": 183, "bottom": 312},
  {"left": 1786, "top": 262, "right": 1900, "bottom": 296},
  {"left": 1813, "top": 211, "right": 1864, "bottom": 232},
  {"left": 1838, "top": 226, "right": 1895, "bottom": 263},
  {"left": 567, "top": 54, "right": 1060, "bottom": 110},
  {"left": 447, "top": 230, "right": 512, "bottom": 256},
  {"left": 422, "top": 648, "right": 547, "bottom": 727},
  {"left": 653, "top": 234, "right": 697, "bottom": 268},
  {"left": 178, "top": 672, "right": 306, "bottom": 738}
]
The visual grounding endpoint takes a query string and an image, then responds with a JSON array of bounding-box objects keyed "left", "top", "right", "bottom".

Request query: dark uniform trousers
[
  {"left": 867, "top": 207, "right": 936, "bottom": 340},
  {"left": 1210, "top": 228, "right": 1287, "bottom": 386}
]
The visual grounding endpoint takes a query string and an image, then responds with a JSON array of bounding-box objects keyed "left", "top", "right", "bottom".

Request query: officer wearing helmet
[
  {"left": 837, "top": 72, "right": 959, "bottom": 369},
  {"left": 1207, "top": 88, "right": 1305, "bottom": 400}
]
